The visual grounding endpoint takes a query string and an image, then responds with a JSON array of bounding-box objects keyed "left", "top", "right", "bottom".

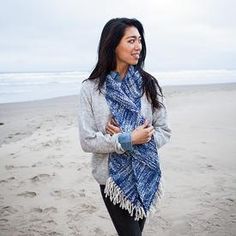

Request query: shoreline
[{"left": 1, "top": 82, "right": 236, "bottom": 106}]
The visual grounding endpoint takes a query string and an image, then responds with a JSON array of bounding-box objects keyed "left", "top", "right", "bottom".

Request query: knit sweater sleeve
[
  {"left": 78, "top": 81, "right": 125, "bottom": 154},
  {"left": 152, "top": 97, "right": 172, "bottom": 149}
]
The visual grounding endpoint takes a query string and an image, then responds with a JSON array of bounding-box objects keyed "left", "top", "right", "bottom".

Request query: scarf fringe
[{"left": 104, "top": 177, "right": 164, "bottom": 221}]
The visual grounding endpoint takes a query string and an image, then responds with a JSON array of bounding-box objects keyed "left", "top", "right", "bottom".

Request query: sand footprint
[
  {"left": 68, "top": 224, "right": 81, "bottom": 235},
  {"left": 30, "top": 207, "right": 57, "bottom": 214},
  {"left": 50, "top": 189, "right": 78, "bottom": 199},
  {"left": 0, "top": 218, "right": 9, "bottom": 231},
  {"left": 30, "top": 173, "right": 54, "bottom": 183},
  {"left": 17, "top": 191, "right": 37, "bottom": 198},
  {"left": 80, "top": 203, "right": 97, "bottom": 214},
  {"left": 0, "top": 218, "right": 8, "bottom": 224},
  {"left": 5, "top": 165, "right": 29, "bottom": 170},
  {"left": 79, "top": 190, "right": 86, "bottom": 198},
  {"left": 206, "top": 164, "right": 215, "bottom": 169},
  {"left": 51, "top": 190, "right": 62, "bottom": 198},
  {"left": 5, "top": 165, "right": 15, "bottom": 170},
  {"left": 47, "top": 231, "right": 62, "bottom": 236},
  {"left": 0, "top": 177, "right": 15, "bottom": 183},
  {"left": 94, "top": 227, "right": 106, "bottom": 236},
  {"left": 45, "top": 219, "right": 57, "bottom": 226},
  {"left": 9, "top": 153, "right": 16, "bottom": 158},
  {"left": 53, "top": 161, "right": 64, "bottom": 168},
  {"left": 32, "top": 161, "right": 45, "bottom": 167},
  {"left": 0, "top": 206, "right": 18, "bottom": 217},
  {"left": 14, "top": 132, "right": 27, "bottom": 136},
  {"left": 41, "top": 141, "right": 54, "bottom": 147},
  {"left": 44, "top": 207, "right": 57, "bottom": 214},
  {"left": 31, "top": 208, "right": 43, "bottom": 213}
]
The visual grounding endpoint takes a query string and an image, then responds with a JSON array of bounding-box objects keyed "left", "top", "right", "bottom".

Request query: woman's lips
[{"left": 131, "top": 53, "right": 140, "bottom": 59}]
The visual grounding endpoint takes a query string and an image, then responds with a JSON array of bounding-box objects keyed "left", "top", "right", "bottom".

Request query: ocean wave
[{"left": 0, "top": 70, "right": 236, "bottom": 103}]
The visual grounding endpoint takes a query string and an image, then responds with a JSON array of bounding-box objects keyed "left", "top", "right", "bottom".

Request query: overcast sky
[{"left": 0, "top": 0, "right": 235, "bottom": 73}]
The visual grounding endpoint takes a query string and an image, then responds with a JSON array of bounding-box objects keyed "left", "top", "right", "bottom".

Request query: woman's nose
[{"left": 134, "top": 41, "right": 142, "bottom": 51}]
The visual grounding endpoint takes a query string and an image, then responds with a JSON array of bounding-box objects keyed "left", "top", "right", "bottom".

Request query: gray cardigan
[{"left": 78, "top": 79, "right": 171, "bottom": 184}]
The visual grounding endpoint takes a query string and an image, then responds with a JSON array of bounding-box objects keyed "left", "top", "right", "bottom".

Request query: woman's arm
[
  {"left": 152, "top": 98, "right": 172, "bottom": 149},
  {"left": 103, "top": 96, "right": 171, "bottom": 150},
  {"left": 78, "top": 82, "right": 125, "bottom": 154}
]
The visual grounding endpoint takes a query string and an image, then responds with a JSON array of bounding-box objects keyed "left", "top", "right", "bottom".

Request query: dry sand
[{"left": 0, "top": 83, "right": 236, "bottom": 236}]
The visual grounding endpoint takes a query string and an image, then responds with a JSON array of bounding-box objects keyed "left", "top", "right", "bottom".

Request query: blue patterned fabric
[
  {"left": 104, "top": 66, "right": 162, "bottom": 220},
  {"left": 118, "top": 133, "right": 133, "bottom": 151}
]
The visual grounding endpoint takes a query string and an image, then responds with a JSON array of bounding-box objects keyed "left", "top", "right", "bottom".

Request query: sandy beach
[{"left": 0, "top": 83, "right": 236, "bottom": 236}]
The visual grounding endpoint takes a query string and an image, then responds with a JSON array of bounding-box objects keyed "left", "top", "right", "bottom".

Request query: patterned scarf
[{"left": 104, "top": 66, "right": 163, "bottom": 220}]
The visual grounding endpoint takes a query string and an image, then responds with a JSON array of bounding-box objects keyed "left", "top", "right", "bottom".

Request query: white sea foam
[
  {"left": 0, "top": 71, "right": 88, "bottom": 103},
  {"left": 0, "top": 70, "right": 236, "bottom": 103}
]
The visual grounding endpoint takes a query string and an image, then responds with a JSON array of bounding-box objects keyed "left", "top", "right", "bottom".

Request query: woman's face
[{"left": 115, "top": 26, "right": 142, "bottom": 67}]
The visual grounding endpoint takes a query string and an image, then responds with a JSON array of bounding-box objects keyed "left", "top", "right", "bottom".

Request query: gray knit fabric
[{"left": 78, "top": 79, "right": 171, "bottom": 184}]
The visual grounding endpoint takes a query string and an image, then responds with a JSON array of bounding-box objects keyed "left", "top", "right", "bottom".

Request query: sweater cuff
[{"left": 118, "top": 132, "right": 133, "bottom": 151}]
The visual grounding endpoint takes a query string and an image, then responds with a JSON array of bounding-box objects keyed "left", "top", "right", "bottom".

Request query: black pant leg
[
  {"left": 100, "top": 185, "right": 146, "bottom": 236},
  {"left": 138, "top": 218, "right": 146, "bottom": 232}
]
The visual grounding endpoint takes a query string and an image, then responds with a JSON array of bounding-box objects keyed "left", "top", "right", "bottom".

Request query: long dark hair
[{"left": 87, "top": 17, "right": 163, "bottom": 110}]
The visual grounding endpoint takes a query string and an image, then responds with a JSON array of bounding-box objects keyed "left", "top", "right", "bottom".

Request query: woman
[{"left": 78, "top": 18, "right": 171, "bottom": 236}]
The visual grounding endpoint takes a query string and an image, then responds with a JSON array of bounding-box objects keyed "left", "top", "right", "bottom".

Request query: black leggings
[{"left": 100, "top": 185, "right": 146, "bottom": 236}]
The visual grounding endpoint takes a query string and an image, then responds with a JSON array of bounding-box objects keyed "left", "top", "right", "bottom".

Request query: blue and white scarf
[{"left": 104, "top": 66, "right": 163, "bottom": 220}]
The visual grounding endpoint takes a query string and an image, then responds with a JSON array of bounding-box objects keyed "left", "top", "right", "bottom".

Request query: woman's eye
[{"left": 128, "top": 40, "right": 135, "bottom": 43}]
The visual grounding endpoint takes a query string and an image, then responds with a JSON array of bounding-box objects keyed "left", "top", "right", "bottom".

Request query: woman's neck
[{"left": 115, "top": 63, "right": 129, "bottom": 80}]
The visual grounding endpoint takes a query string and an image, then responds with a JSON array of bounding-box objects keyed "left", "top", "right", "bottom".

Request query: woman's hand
[
  {"left": 105, "top": 118, "right": 121, "bottom": 135},
  {"left": 131, "top": 120, "right": 154, "bottom": 145}
]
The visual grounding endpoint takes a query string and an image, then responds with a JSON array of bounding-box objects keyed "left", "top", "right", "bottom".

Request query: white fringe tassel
[{"left": 104, "top": 177, "right": 164, "bottom": 221}]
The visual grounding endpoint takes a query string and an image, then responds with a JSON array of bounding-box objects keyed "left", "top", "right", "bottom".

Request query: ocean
[{"left": 0, "top": 70, "right": 236, "bottom": 104}]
